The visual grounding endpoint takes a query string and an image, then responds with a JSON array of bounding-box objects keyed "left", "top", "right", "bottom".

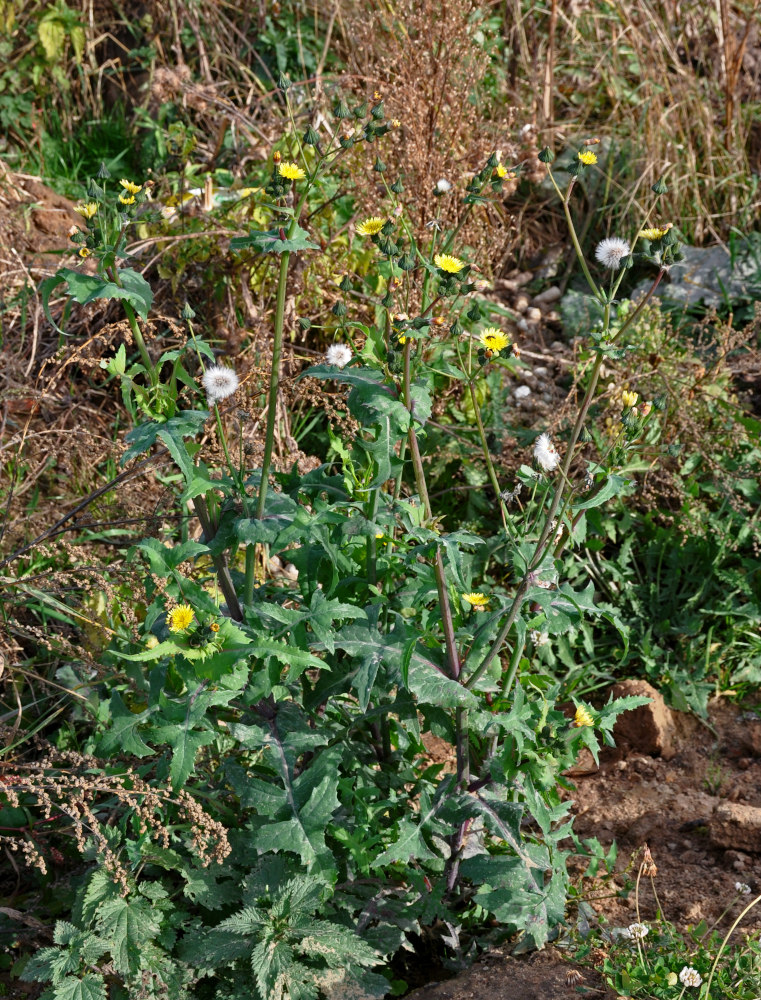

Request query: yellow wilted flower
[
  {"left": 621, "top": 390, "right": 639, "bottom": 408},
  {"left": 574, "top": 704, "right": 594, "bottom": 728}
]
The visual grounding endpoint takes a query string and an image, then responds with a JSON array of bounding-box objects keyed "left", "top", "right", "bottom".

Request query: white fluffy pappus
[
  {"left": 326, "top": 343, "right": 352, "bottom": 368},
  {"left": 533, "top": 432, "right": 560, "bottom": 472},
  {"left": 202, "top": 364, "right": 239, "bottom": 403},
  {"left": 594, "top": 237, "right": 630, "bottom": 270}
]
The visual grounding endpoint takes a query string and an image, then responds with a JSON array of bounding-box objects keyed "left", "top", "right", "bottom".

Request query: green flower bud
[
  {"left": 86, "top": 179, "right": 105, "bottom": 200},
  {"left": 278, "top": 73, "right": 291, "bottom": 92},
  {"left": 303, "top": 125, "right": 321, "bottom": 146},
  {"left": 339, "top": 274, "right": 353, "bottom": 292},
  {"left": 538, "top": 146, "right": 555, "bottom": 163},
  {"left": 381, "top": 291, "right": 394, "bottom": 308},
  {"left": 353, "top": 101, "right": 368, "bottom": 118},
  {"left": 381, "top": 220, "right": 395, "bottom": 236},
  {"left": 450, "top": 320, "right": 463, "bottom": 337},
  {"left": 371, "top": 100, "right": 384, "bottom": 119},
  {"left": 390, "top": 177, "right": 404, "bottom": 194},
  {"left": 373, "top": 156, "right": 386, "bottom": 173},
  {"left": 653, "top": 394, "right": 667, "bottom": 412},
  {"left": 333, "top": 100, "right": 351, "bottom": 119},
  {"left": 467, "top": 303, "right": 481, "bottom": 322},
  {"left": 339, "top": 136, "right": 354, "bottom": 149},
  {"left": 398, "top": 253, "right": 416, "bottom": 271},
  {"left": 298, "top": 316, "right": 312, "bottom": 330},
  {"left": 662, "top": 227, "right": 678, "bottom": 247},
  {"left": 579, "top": 425, "right": 593, "bottom": 443},
  {"left": 332, "top": 301, "right": 347, "bottom": 318},
  {"left": 411, "top": 316, "right": 431, "bottom": 329},
  {"left": 182, "top": 301, "right": 196, "bottom": 320},
  {"left": 97, "top": 161, "right": 111, "bottom": 179},
  {"left": 378, "top": 237, "right": 398, "bottom": 255},
  {"left": 652, "top": 177, "right": 668, "bottom": 195},
  {"left": 486, "top": 152, "right": 499, "bottom": 169}
]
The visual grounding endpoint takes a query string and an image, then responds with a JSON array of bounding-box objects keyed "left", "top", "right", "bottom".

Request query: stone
[
  {"left": 533, "top": 285, "right": 561, "bottom": 305},
  {"left": 710, "top": 803, "right": 761, "bottom": 853},
  {"left": 609, "top": 679, "right": 677, "bottom": 760}
]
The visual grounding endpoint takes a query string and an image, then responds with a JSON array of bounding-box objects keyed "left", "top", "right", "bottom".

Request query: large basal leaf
[{"left": 52, "top": 975, "right": 107, "bottom": 1000}]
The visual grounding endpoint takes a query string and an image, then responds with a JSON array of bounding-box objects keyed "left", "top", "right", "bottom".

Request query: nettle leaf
[
  {"left": 230, "top": 224, "right": 319, "bottom": 254},
  {"left": 94, "top": 894, "right": 162, "bottom": 976},
  {"left": 52, "top": 975, "right": 107, "bottom": 1000}
]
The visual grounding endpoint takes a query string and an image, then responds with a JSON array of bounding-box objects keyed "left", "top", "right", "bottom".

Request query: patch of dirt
[{"left": 413, "top": 694, "right": 761, "bottom": 998}]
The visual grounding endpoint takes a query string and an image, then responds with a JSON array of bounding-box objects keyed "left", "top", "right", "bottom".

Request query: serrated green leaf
[
  {"left": 95, "top": 895, "right": 161, "bottom": 976},
  {"left": 122, "top": 410, "right": 207, "bottom": 469},
  {"left": 230, "top": 224, "right": 319, "bottom": 254},
  {"left": 52, "top": 975, "right": 106, "bottom": 1000},
  {"left": 99, "top": 691, "right": 154, "bottom": 758}
]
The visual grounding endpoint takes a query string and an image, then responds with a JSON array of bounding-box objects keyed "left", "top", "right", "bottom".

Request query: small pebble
[
  {"left": 514, "top": 293, "right": 530, "bottom": 313},
  {"left": 526, "top": 307, "right": 542, "bottom": 322},
  {"left": 514, "top": 385, "right": 532, "bottom": 399}
]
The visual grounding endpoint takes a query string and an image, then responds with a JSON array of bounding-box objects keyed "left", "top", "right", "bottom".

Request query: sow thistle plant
[{"left": 24, "top": 98, "right": 686, "bottom": 997}]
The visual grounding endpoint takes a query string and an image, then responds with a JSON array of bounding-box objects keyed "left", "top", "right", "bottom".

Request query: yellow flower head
[
  {"left": 210, "top": 621, "right": 220, "bottom": 632},
  {"left": 495, "top": 163, "right": 508, "bottom": 178},
  {"left": 74, "top": 202, "right": 98, "bottom": 219},
  {"left": 578, "top": 150, "right": 597, "bottom": 165},
  {"left": 119, "top": 178, "right": 142, "bottom": 195},
  {"left": 621, "top": 389, "right": 639, "bottom": 408},
  {"left": 278, "top": 161, "right": 306, "bottom": 181},
  {"left": 355, "top": 216, "right": 386, "bottom": 236},
  {"left": 168, "top": 604, "right": 194, "bottom": 633},
  {"left": 574, "top": 704, "right": 595, "bottom": 728},
  {"left": 434, "top": 253, "right": 465, "bottom": 274},
  {"left": 479, "top": 327, "right": 510, "bottom": 353},
  {"left": 78, "top": 247, "right": 91, "bottom": 258},
  {"left": 118, "top": 192, "right": 136, "bottom": 205},
  {"left": 462, "top": 592, "right": 489, "bottom": 609},
  {"left": 639, "top": 225, "right": 671, "bottom": 240}
]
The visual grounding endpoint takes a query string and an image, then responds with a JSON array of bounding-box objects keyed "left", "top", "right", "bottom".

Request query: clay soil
[{"left": 409, "top": 696, "right": 761, "bottom": 999}]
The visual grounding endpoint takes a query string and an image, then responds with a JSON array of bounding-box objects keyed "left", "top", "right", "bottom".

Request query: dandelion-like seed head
[
  {"left": 119, "top": 179, "right": 142, "bottom": 195},
  {"left": 574, "top": 705, "right": 595, "bottom": 728},
  {"left": 595, "top": 237, "right": 630, "bottom": 270},
  {"left": 202, "top": 365, "right": 239, "bottom": 403},
  {"left": 479, "top": 327, "right": 510, "bottom": 353},
  {"left": 74, "top": 202, "right": 98, "bottom": 219},
  {"left": 326, "top": 343, "right": 352, "bottom": 368},
  {"left": 355, "top": 216, "right": 386, "bottom": 237},
  {"left": 533, "top": 432, "right": 560, "bottom": 472},
  {"left": 736, "top": 882, "right": 752, "bottom": 895},
  {"left": 435, "top": 178, "right": 452, "bottom": 192},
  {"left": 434, "top": 253, "right": 465, "bottom": 273},
  {"left": 462, "top": 592, "right": 489, "bottom": 609},
  {"left": 578, "top": 150, "right": 598, "bottom": 165},
  {"left": 679, "top": 967, "right": 702, "bottom": 988},
  {"left": 168, "top": 604, "right": 194, "bottom": 633},
  {"left": 278, "top": 161, "right": 306, "bottom": 181}
]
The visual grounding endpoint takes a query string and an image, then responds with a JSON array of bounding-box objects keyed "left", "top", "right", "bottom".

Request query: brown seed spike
[{"left": 566, "top": 969, "right": 584, "bottom": 986}]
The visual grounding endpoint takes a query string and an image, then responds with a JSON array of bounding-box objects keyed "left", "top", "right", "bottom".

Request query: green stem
[
  {"left": 120, "top": 299, "right": 156, "bottom": 385},
  {"left": 192, "top": 496, "right": 242, "bottom": 621},
  {"left": 704, "top": 891, "right": 761, "bottom": 998},
  {"left": 468, "top": 380, "right": 509, "bottom": 533},
  {"left": 256, "top": 249, "right": 291, "bottom": 519}
]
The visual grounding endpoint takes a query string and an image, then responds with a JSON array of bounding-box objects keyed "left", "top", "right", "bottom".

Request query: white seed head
[
  {"left": 202, "top": 364, "right": 239, "bottom": 403},
  {"left": 533, "top": 432, "right": 560, "bottom": 472},
  {"left": 435, "top": 178, "right": 452, "bottom": 192},
  {"left": 326, "top": 343, "right": 352, "bottom": 368},
  {"left": 595, "top": 237, "right": 630, "bottom": 270},
  {"left": 627, "top": 922, "right": 649, "bottom": 941}
]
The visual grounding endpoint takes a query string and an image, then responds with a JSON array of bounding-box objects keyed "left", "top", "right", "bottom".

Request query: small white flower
[
  {"left": 595, "top": 237, "right": 630, "bottom": 270},
  {"left": 627, "top": 922, "right": 649, "bottom": 941},
  {"left": 202, "top": 364, "right": 239, "bottom": 403},
  {"left": 736, "top": 881, "right": 752, "bottom": 895},
  {"left": 679, "top": 967, "right": 702, "bottom": 988},
  {"left": 514, "top": 385, "right": 532, "bottom": 399},
  {"left": 326, "top": 343, "right": 352, "bottom": 368},
  {"left": 435, "top": 178, "right": 452, "bottom": 192},
  {"left": 529, "top": 630, "right": 549, "bottom": 646},
  {"left": 533, "top": 432, "right": 560, "bottom": 472}
]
